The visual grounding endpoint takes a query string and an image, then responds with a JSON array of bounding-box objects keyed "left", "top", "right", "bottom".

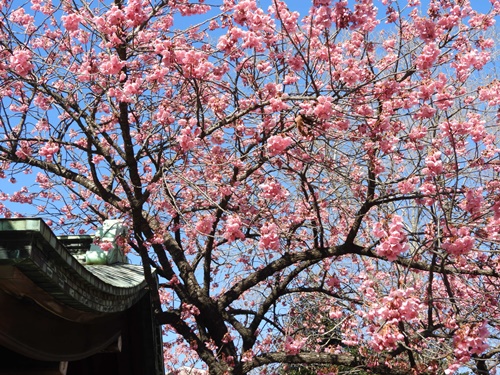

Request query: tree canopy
[{"left": 1, "top": 0, "right": 500, "bottom": 374}]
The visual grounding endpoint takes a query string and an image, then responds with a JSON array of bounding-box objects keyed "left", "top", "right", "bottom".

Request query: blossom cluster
[
  {"left": 9, "top": 49, "right": 34, "bottom": 77},
  {"left": 258, "top": 178, "right": 289, "bottom": 201},
  {"left": 372, "top": 215, "right": 409, "bottom": 261},
  {"left": 441, "top": 226, "right": 475, "bottom": 256},
  {"left": 284, "top": 336, "right": 307, "bottom": 355},
  {"left": 266, "top": 135, "right": 292, "bottom": 156},
  {"left": 453, "top": 322, "right": 489, "bottom": 360},
  {"left": 362, "top": 288, "right": 423, "bottom": 351},
  {"left": 223, "top": 215, "right": 245, "bottom": 243},
  {"left": 258, "top": 222, "right": 280, "bottom": 250}
]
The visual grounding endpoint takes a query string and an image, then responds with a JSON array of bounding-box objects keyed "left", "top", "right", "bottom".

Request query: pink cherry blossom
[
  {"left": 15, "top": 141, "right": 34, "bottom": 160},
  {"left": 177, "top": 126, "right": 197, "bottom": 152},
  {"left": 415, "top": 42, "right": 440, "bottom": 70},
  {"left": 266, "top": 135, "right": 292, "bottom": 156},
  {"left": 223, "top": 215, "right": 245, "bottom": 243},
  {"left": 124, "top": 0, "right": 148, "bottom": 27},
  {"left": 284, "top": 336, "right": 306, "bottom": 355},
  {"left": 195, "top": 215, "right": 215, "bottom": 235},
  {"left": 9, "top": 49, "right": 34, "bottom": 77},
  {"left": 453, "top": 322, "right": 489, "bottom": 360},
  {"left": 258, "top": 222, "right": 280, "bottom": 250},
  {"left": 442, "top": 227, "right": 475, "bottom": 255},
  {"left": 9, "top": 8, "right": 35, "bottom": 29},
  {"left": 62, "top": 13, "right": 83, "bottom": 31},
  {"left": 374, "top": 215, "right": 409, "bottom": 261},
  {"left": 313, "top": 96, "right": 334, "bottom": 120},
  {"left": 38, "top": 142, "right": 60, "bottom": 162},
  {"left": 397, "top": 177, "right": 418, "bottom": 194},
  {"left": 459, "top": 188, "right": 484, "bottom": 218},
  {"left": 258, "top": 178, "right": 289, "bottom": 201},
  {"left": 180, "top": 303, "right": 201, "bottom": 321},
  {"left": 424, "top": 151, "right": 443, "bottom": 177},
  {"left": 97, "top": 241, "right": 114, "bottom": 252},
  {"left": 99, "top": 54, "right": 125, "bottom": 75}
]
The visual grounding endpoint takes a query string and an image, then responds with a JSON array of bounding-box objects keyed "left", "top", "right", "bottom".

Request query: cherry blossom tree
[{"left": 1, "top": 0, "right": 500, "bottom": 373}]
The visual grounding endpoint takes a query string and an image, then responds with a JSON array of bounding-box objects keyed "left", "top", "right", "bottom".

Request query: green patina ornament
[
  {"left": 85, "top": 220, "right": 129, "bottom": 265},
  {"left": 85, "top": 248, "right": 107, "bottom": 265}
]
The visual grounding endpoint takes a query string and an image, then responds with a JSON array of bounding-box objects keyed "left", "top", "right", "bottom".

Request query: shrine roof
[{"left": 0, "top": 218, "right": 149, "bottom": 314}]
